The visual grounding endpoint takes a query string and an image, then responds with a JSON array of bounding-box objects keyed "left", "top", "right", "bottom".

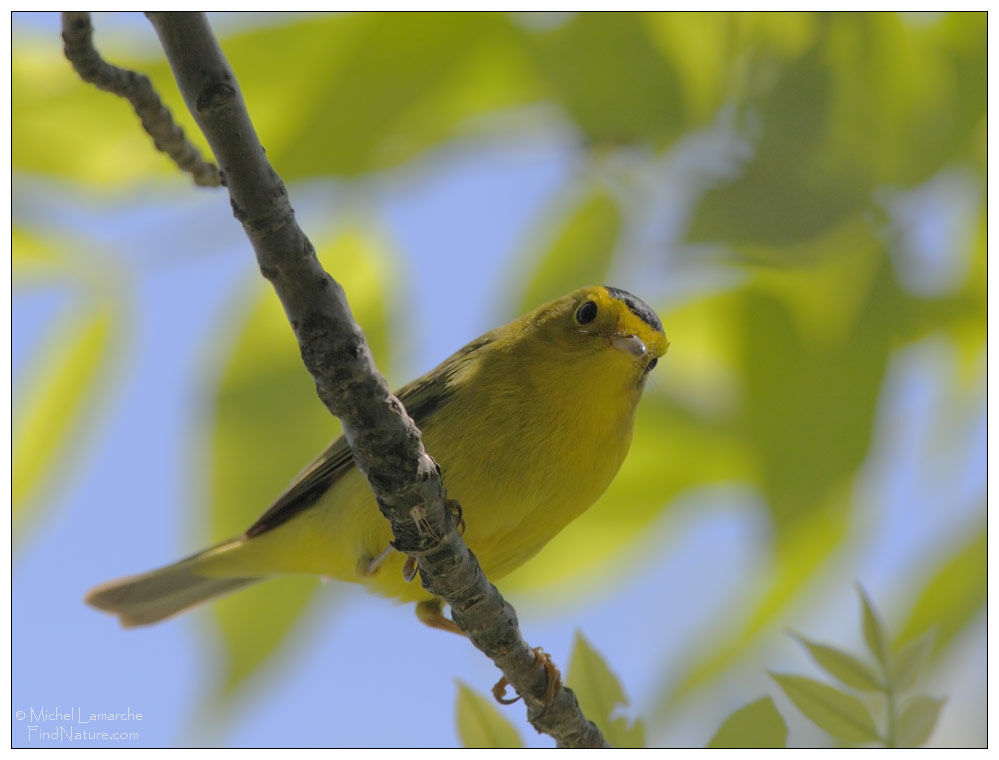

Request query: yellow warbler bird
[{"left": 86, "top": 286, "right": 668, "bottom": 631}]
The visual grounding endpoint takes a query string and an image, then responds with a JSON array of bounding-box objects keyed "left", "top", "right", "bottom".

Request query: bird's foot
[
  {"left": 445, "top": 499, "right": 466, "bottom": 535},
  {"left": 491, "top": 647, "right": 562, "bottom": 707},
  {"left": 415, "top": 597, "right": 464, "bottom": 635},
  {"left": 402, "top": 555, "right": 418, "bottom": 582}
]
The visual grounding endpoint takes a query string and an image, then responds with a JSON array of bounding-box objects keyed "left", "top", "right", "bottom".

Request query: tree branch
[
  {"left": 60, "top": 12, "right": 221, "bottom": 188},
  {"left": 64, "top": 11, "right": 607, "bottom": 748}
]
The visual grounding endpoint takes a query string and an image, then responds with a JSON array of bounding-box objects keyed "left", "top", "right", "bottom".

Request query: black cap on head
[{"left": 604, "top": 286, "right": 663, "bottom": 333}]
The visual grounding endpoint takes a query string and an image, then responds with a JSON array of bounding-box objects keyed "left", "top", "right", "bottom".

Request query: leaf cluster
[{"left": 768, "top": 586, "right": 943, "bottom": 747}]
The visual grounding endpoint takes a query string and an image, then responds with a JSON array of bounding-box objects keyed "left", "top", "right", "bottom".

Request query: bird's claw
[
  {"left": 533, "top": 647, "right": 562, "bottom": 706},
  {"left": 446, "top": 499, "right": 466, "bottom": 535},
  {"left": 492, "top": 675, "right": 520, "bottom": 704},
  {"left": 402, "top": 555, "right": 418, "bottom": 582},
  {"left": 491, "top": 647, "right": 562, "bottom": 707}
]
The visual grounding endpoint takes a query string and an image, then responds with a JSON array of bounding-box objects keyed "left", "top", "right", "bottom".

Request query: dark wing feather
[{"left": 244, "top": 333, "right": 493, "bottom": 538}]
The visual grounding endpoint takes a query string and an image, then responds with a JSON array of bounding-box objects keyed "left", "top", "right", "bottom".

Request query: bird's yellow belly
[{"left": 230, "top": 382, "right": 636, "bottom": 603}]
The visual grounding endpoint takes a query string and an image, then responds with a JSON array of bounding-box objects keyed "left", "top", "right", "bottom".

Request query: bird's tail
[{"left": 85, "top": 539, "right": 262, "bottom": 628}]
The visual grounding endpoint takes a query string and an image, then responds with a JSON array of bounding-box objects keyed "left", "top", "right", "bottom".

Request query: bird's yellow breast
[{"left": 232, "top": 338, "right": 643, "bottom": 603}]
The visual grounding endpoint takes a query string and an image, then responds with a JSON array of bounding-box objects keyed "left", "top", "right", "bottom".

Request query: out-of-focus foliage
[
  {"left": 897, "top": 518, "right": 986, "bottom": 654},
  {"left": 771, "top": 588, "right": 946, "bottom": 747},
  {"left": 771, "top": 672, "right": 881, "bottom": 745},
  {"left": 12, "top": 227, "right": 124, "bottom": 545},
  {"left": 524, "top": 12, "right": 685, "bottom": 148},
  {"left": 686, "top": 13, "right": 985, "bottom": 247},
  {"left": 454, "top": 682, "right": 523, "bottom": 748},
  {"left": 707, "top": 696, "right": 787, "bottom": 748},
  {"left": 12, "top": 41, "right": 206, "bottom": 185},
  {"left": 566, "top": 632, "right": 645, "bottom": 747},
  {"left": 517, "top": 186, "right": 622, "bottom": 313},
  {"left": 14, "top": 10, "right": 984, "bottom": 747}
]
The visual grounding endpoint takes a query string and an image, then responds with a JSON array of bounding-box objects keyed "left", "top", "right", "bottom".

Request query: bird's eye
[
  {"left": 646, "top": 357, "right": 658, "bottom": 372},
  {"left": 575, "top": 301, "right": 598, "bottom": 324}
]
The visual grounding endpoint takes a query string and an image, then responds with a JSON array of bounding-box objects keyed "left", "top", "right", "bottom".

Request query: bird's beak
[{"left": 610, "top": 333, "right": 647, "bottom": 358}]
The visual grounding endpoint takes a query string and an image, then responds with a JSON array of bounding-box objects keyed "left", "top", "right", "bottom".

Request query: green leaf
[
  {"left": 707, "top": 696, "right": 787, "bottom": 748},
  {"left": 13, "top": 300, "right": 118, "bottom": 541},
  {"left": 739, "top": 229, "right": 898, "bottom": 527},
  {"left": 654, "top": 235, "right": 898, "bottom": 715},
  {"left": 857, "top": 585, "right": 889, "bottom": 672},
  {"left": 525, "top": 12, "right": 685, "bottom": 148},
  {"left": 12, "top": 226, "right": 70, "bottom": 281},
  {"left": 687, "top": 13, "right": 986, "bottom": 247},
  {"left": 687, "top": 40, "right": 867, "bottom": 247},
  {"left": 258, "top": 12, "right": 537, "bottom": 178},
  {"left": 454, "top": 681, "right": 523, "bottom": 748},
  {"left": 13, "top": 35, "right": 209, "bottom": 186},
  {"left": 206, "top": 225, "right": 397, "bottom": 695},
  {"left": 517, "top": 186, "right": 622, "bottom": 313},
  {"left": 793, "top": 634, "right": 882, "bottom": 692},
  {"left": 17, "top": 14, "right": 538, "bottom": 187},
  {"left": 644, "top": 13, "right": 818, "bottom": 126},
  {"left": 897, "top": 520, "right": 986, "bottom": 657},
  {"left": 567, "top": 632, "right": 645, "bottom": 748},
  {"left": 770, "top": 672, "right": 881, "bottom": 746},
  {"left": 891, "top": 629, "right": 936, "bottom": 692},
  {"left": 896, "top": 696, "right": 945, "bottom": 748}
]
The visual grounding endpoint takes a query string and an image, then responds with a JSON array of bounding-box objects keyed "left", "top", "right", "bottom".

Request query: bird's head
[{"left": 524, "top": 285, "right": 669, "bottom": 388}]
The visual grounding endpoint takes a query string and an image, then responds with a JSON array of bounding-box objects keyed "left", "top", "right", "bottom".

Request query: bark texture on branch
[
  {"left": 60, "top": 12, "right": 221, "bottom": 188},
  {"left": 75, "top": 10, "right": 609, "bottom": 748}
]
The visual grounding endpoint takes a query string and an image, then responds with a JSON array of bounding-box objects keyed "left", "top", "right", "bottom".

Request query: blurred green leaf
[
  {"left": 567, "top": 632, "right": 645, "bottom": 748},
  {"left": 525, "top": 12, "right": 684, "bottom": 147},
  {"left": 857, "top": 585, "right": 889, "bottom": 672},
  {"left": 454, "top": 681, "right": 523, "bottom": 748},
  {"left": 12, "top": 226, "right": 68, "bottom": 280},
  {"left": 707, "top": 696, "right": 787, "bottom": 748},
  {"left": 897, "top": 519, "right": 986, "bottom": 656},
  {"left": 741, "top": 236, "right": 898, "bottom": 527},
  {"left": 207, "top": 225, "right": 397, "bottom": 695},
  {"left": 13, "top": 300, "right": 118, "bottom": 540},
  {"left": 687, "top": 12, "right": 986, "bottom": 248},
  {"left": 517, "top": 186, "right": 621, "bottom": 313},
  {"left": 649, "top": 237, "right": 897, "bottom": 712},
  {"left": 770, "top": 672, "right": 881, "bottom": 746},
  {"left": 896, "top": 696, "right": 945, "bottom": 748},
  {"left": 13, "top": 35, "right": 208, "bottom": 187},
  {"left": 821, "top": 12, "right": 985, "bottom": 186},
  {"left": 20, "top": 13, "right": 539, "bottom": 187},
  {"left": 891, "top": 629, "right": 936, "bottom": 692},
  {"left": 793, "top": 634, "right": 882, "bottom": 692},
  {"left": 687, "top": 40, "right": 866, "bottom": 246},
  {"left": 258, "top": 12, "right": 537, "bottom": 178},
  {"left": 644, "top": 12, "right": 819, "bottom": 125},
  {"left": 895, "top": 199, "right": 985, "bottom": 389}
]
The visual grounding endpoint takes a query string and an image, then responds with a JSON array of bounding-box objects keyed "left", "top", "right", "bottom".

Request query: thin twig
[
  {"left": 60, "top": 12, "right": 221, "bottom": 188},
  {"left": 64, "top": 10, "right": 608, "bottom": 748}
]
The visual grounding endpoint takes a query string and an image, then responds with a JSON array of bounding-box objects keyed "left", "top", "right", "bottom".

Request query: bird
[{"left": 85, "top": 285, "right": 669, "bottom": 632}]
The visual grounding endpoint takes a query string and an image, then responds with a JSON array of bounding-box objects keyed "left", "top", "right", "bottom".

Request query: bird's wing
[{"left": 244, "top": 333, "right": 493, "bottom": 538}]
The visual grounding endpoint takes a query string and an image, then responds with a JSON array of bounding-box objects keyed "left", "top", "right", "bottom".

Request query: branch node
[{"left": 196, "top": 82, "right": 237, "bottom": 114}]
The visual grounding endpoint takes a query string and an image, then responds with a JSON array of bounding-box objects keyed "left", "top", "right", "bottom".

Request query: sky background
[{"left": 12, "top": 11, "right": 986, "bottom": 749}]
